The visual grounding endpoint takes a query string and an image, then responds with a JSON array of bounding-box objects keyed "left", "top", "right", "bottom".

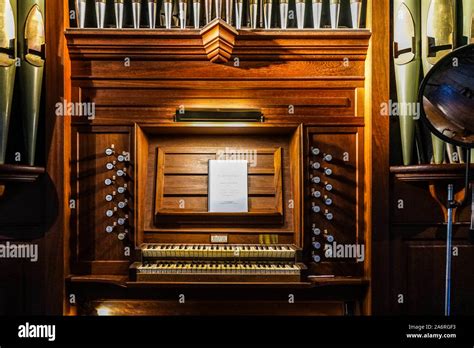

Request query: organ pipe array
[{"left": 73, "top": 0, "right": 366, "bottom": 29}]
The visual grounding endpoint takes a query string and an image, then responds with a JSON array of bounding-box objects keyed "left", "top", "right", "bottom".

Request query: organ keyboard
[
  {"left": 131, "top": 244, "right": 305, "bottom": 282},
  {"left": 141, "top": 244, "right": 298, "bottom": 259}
]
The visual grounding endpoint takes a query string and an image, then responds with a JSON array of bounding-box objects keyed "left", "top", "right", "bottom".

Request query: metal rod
[{"left": 445, "top": 184, "right": 454, "bottom": 316}]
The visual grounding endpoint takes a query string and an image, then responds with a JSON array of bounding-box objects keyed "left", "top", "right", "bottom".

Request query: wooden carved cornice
[
  {"left": 65, "top": 29, "right": 371, "bottom": 62},
  {"left": 200, "top": 19, "right": 239, "bottom": 63}
]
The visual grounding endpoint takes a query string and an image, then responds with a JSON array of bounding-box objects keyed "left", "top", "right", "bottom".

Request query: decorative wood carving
[
  {"left": 65, "top": 29, "right": 370, "bottom": 61},
  {"left": 200, "top": 18, "right": 238, "bottom": 63}
]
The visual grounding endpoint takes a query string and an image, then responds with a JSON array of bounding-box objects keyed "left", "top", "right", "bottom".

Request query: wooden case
[
  {"left": 27, "top": 0, "right": 393, "bottom": 316},
  {"left": 134, "top": 123, "right": 303, "bottom": 246}
]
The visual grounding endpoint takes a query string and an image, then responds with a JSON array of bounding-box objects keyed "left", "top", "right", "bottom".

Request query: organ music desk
[{"left": 58, "top": 0, "right": 387, "bottom": 316}]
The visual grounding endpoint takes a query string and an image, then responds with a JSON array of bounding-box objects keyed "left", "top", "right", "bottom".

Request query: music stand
[{"left": 418, "top": 44, "right": 474, "bottom": 316}]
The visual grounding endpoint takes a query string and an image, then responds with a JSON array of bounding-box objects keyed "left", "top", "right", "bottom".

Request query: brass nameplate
[{"left": 211, "top": 235, "right": 228, "bottom": 244}]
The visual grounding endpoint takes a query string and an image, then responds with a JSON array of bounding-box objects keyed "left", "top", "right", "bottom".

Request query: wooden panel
[
  {"left": 72, "top": 60, "right": 365, "bottom": 81},
  {"left": 134, "top": 124, "right": 302, "bottom": 242},
  {"left": 163, "top": 152, "right": 275, "bottom": 175},
  {"left": 87, "top": 300, "right": 345, "bottom": 316},
  {"left": 78, "top": 87, "right": 357, "bottom": 119},
  {"left": 154, "top": 147, "right": 283, "bottom": 224},
  {"left": 72, "top": 128, "right": 132, "bottom": 275},
  {"left": 369, "top": 0, "right": 390, "bottom": 315},
  {"left": 163, "top": 175, "right": 276, "bottom": 195},
  {"left": 160, "top": 197, "right": 278, "bottom": 211},
  {"left": 391, "top": 179, "right": 455, "bottom": 224},
  {"left": 391, "top": 225, "right": 474, "bottom": 315},
  {"left": 389, "top": 165, "right": 474, "bottom": 315},
  {"left": 305, "top": 127, "right": 365, "bottom": 277},
  {"left": 43, "top": 0, "right": 71, "bottom": 315}
]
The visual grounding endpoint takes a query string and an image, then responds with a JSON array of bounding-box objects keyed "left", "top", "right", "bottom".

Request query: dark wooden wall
[{"left": 388, "top": 166, "right": 474, "bottom": 315}]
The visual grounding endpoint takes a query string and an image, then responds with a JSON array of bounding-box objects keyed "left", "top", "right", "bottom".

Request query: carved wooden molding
[
  {"left": 65, "top": 29, "right": 371, "bottom": 61},
  {"left": 200, "top": 19, "right": 238, "bottom": 63},
  {"left": 390, "top": 164, "right": 473, "bottom": 182},
  {"left": 0, "top": 164, "right": 45, "bottom": 198},
  {"left": 0, "top": 164, "right": 45, "bottom": 182}
]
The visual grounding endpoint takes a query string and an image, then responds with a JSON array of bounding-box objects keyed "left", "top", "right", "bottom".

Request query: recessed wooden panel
[
  {"left": 71, "top": 127, "right": 132, "bottom": 275},
  {"left": 78, "top": 87, "right": 357, "bottom": 118},
  {"left": 162, "top": 151, "right": 276, "bottom": 175},
  {"left": 305, "top": 127, "right": 364, "bottom": 277},
  {"left": 134, "top": 124, "right": 303, "bottom": 246},
  {"left": 163, "top": 175, "right": 276, "bottom": 195},
  {"left": 390, "top": 225, "right": 474, "bottom": 315},
  {"left": 154, "top": 147, "right": 283, "bottom": 225}
]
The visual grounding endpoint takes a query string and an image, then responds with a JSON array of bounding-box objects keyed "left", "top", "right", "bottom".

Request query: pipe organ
[
  {"left": 72, "top": 0, "right": 366, "bottom": 30},
  {"left": 63, "top": 0, "right": 375, "bottom": 316}
]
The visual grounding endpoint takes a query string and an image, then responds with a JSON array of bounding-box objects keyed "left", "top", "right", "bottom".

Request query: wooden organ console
[{"left": 53, "top": 0, "right": 389, "bottom": 316}]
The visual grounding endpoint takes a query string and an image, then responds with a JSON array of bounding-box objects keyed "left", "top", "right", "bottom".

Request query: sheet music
[{"left": 208, "top": 160, "right": 248, "bottom": 213}]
